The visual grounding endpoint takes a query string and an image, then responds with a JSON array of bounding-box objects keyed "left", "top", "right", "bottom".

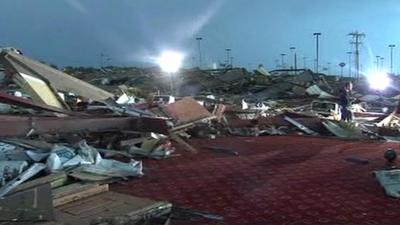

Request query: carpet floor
[{"left": 112, "top": 136, "right": 400, "bottom": 225}]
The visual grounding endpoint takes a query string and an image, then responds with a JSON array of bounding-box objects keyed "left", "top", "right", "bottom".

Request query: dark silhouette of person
[{"left": 339, "top": 82, "right": 354, "bottom": 122}]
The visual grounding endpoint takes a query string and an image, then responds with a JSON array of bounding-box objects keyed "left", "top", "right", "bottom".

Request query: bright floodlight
[
  {"left": 157, "top": 50, "right": 183, "bottom": 73},
  {"left": 367, "top": 72, "right": 391, "bottom": 90}
]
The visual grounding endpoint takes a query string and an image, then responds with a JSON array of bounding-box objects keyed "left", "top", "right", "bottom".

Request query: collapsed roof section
[{"left": 0, "top": 49, "right": 115, "bottom": 109}]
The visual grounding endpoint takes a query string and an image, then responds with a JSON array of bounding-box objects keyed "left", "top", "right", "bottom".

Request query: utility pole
[
  {"left": 313, "top": 32, "right": 322, "bottom": 74},
  {"left": 225, "top": 48, "right": 231, "bottom": 66},
  {"left": 347, "top": 51, "right": 352, "bottom": 77},
  {"left": 349, "top": 31, "right": 365, "bottom": 80},
  {"left": 389, "top": 44, "right": 396, "bottom": 74},
  {"left": 381, "top": 57, "right": 384, "bottom": 71},
  {"left": 195, "top": 37, "right": 203, "bottom": 68},
  {"left": 280, "top": 53, "right": 286, "bottom": 69}
]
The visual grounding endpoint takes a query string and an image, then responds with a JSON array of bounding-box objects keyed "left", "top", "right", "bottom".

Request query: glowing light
[
  {"left": 157, "top": 50, "right": 184, "bottom": 73},
  {"left": 367, "top": 72, "right": 391, "bottom": 90}
]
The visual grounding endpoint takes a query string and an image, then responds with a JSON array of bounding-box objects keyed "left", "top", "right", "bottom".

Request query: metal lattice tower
[{"left": 349, "top": 31, "right": 365, "bottom": 80}]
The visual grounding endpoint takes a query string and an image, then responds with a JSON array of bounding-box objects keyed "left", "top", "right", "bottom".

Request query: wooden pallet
[
  {"left": 0, "top": 173, "right": 172, "bottom": 225},
  {"left": 38, "top": 192, "right": 172, "bottom": 225}
]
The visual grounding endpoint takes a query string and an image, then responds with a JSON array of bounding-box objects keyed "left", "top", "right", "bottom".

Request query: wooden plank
[
  {"left": 65, "top": 199, "right": 124, "bottom": 216},
  {"left": 171, "top": 134, "right": 198, "bottom": 153},
  {"left": 0, "top": 138, "right": 54, "bottom": 151},
  {"left": 52, "top": 184, "right": 109, "bottom": 207},
  {"left": 67, "top": 171, "right": 113, "bottom": 182},
  {"left": 119, "top": 137, "right": 148, "bottom": 146},
  {"left": 52, "top": 183, "right": 98, "bottom": 199},
  {"left": 57, "top": 193, "right": 110, "bottom": 212},
  {"left": 80, "top": 201, "right": 125, "bottom": 219},
  {"left": 284, "top": 116, "right": 319, "bottom": 136},
  {"left": 9, "top": 172, "right": 68, "bottom": 195},
  {"left": 34, "top": 191, "right": 171, "bottom": 225},
  {"left": 65, "top": 192, "right": 170, "bottom": 221}
]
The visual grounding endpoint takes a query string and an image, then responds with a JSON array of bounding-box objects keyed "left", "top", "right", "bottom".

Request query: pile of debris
[
  {"left": 68, "top": 62, "right": 400, "bottom": 142},
  {"left": 1, "top": 47, "right": 400, "bottom": 223},
  {"left": 0, "top": 49, "right": 219, "bottom": 224}
]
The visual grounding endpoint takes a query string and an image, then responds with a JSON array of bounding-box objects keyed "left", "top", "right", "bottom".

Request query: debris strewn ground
[{"left": 1, "top": 48, "right": 400, "bottom": 224}]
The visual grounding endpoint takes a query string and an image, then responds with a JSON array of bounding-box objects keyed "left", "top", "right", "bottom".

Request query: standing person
[{"left": 339, "top": 82, "right": 354, "bottom": 122}]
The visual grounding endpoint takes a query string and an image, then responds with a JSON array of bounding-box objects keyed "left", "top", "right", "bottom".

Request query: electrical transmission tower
[{"left": 348, "top": 31, "right": 365, "bottom": 80}]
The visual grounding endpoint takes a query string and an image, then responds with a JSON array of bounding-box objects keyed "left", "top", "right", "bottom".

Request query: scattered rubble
[{"left": 1, "top": 47, "right": 400, "bottom": 222}]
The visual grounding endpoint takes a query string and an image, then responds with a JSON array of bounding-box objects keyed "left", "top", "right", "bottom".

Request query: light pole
[
  {"left": 380, "top": 57, "right": 384, "bottom": 71},
  {"left": 389, "top": 44, "right": 396, "bottom": 74},
  {"left": 225, "top": 48, "right": 231, "bottom": 67},
  {"left": 290, "top": 47, "right": 296, "bottom": 72},
  {"left": 294, "top": 52, "right": 298, "bottom": 75},
  {"left": 195, "top": 37, "right": 203, "bottom": 68},
  {"left": 339, "top": 62, "right": 346, "bottom": 77},
  {"left": 313, "top": 32, "right": 322, "bottom": 74},
  {"left": 376, "top": 55, "right": 380, "bottom": 71},
  {"left": 280, "top": 53, "right": 286, "bottom": 69},
  {"left": 347, "top": 51, "right": 352, "bottom": 77},
  {"left": 327, "top": 62, "right": 331, "bottom": 75}
]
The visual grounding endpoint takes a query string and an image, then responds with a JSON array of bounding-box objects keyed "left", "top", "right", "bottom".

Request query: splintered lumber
[
  {"left": 52, "top": 183, "right": 109, "bottom": 207},
  {"left": 171, "top": 134, "right": 198, "bottom": 153}
]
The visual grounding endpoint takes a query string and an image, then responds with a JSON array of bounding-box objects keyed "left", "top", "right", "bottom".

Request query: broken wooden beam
[{"left": 0, "top": 115, "right": 169, "bottom": 137}]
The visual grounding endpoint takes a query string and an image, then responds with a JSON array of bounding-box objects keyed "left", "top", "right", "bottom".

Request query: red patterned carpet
[{"left": 111, "top": 136, "right": 400, "bottom": 225}]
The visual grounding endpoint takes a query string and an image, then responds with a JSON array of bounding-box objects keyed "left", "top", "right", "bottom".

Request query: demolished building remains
[{"left": 1, "top": 47, "right": 400, "bottom": 224}]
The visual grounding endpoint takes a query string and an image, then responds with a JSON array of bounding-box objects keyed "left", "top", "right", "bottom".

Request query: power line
[{"left": 349, "top": 31, "right": 365, "bottom": 80}]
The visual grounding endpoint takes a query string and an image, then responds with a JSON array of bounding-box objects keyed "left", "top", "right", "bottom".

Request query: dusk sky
[{"left": 1, "top": 0, "right": 400, "bottom": 73}]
